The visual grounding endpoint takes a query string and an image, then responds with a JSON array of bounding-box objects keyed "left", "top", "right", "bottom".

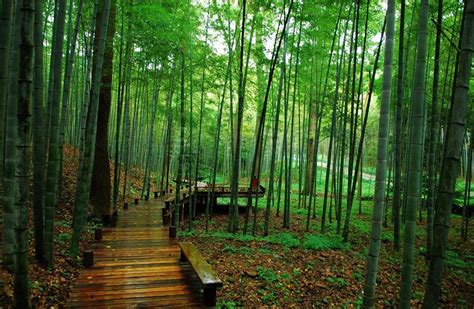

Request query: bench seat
[{"left": 179, "top": 242, "right": 222, "bottom": 306}]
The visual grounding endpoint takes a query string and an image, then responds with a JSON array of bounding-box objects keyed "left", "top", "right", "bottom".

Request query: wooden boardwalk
[{"left": 67, "top": 197, "right": 204, "bottom": 308}]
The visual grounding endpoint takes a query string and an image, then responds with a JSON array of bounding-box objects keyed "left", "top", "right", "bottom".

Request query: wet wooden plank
[
  {"left": 66, "top": 199, "right": 205, "bottom": 308},
  {"left": 67, "top": 294, "right": 203, "bottom": 308}
]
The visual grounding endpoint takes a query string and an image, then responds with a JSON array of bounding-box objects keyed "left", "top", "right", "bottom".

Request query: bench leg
[
  {"left": 203, "top": 287, "right": 217, "bottom": 307},
  {"left": 180, "top": 250, "right": 187, "bottom": 262}
]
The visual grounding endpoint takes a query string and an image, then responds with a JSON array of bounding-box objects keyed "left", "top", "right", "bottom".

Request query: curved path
[{"left": 67, "top": 196, "right": 203, "bottom": 308}]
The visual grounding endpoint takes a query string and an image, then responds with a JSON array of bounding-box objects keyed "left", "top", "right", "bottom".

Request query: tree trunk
[
  {"left": 320, "top": 7, "right": 346, "bottom": 233},
  {"left": 70, "top": 0, "right": 111, "bottom": 258},
  {"left": 113, "top": 0, "right": 132, "bottom": 207},
  {"left": 264, "top": 31, "right": 286, "bottom": 235},
  {"left": 142, "top": 70, "right": 160, "bottom": 200},
  {"left": 43, "top": 0, "right": 66, "bottom": 267},
  {"left": 362, "top": 2, "right": 394, "bottom": 302},
  {"left": 3, "top": 0, "right": 21, "bottom": 271},
  {"left": 32, "top": 0, "right": 45, "bottom": 264},
  {"left": 393, "top": 0, "right": 405, "bottom": 252},
  {"left": 399, "top": 0, "right": 429, "bottom": 306},
  {"left": 193, "top": 13, "right": 209, "bottom": 224},
  {"left": 173, "top": 52, "right": 186, "bottom": 229},
  {"left": 90, "top": 0, "right": 116, "bottom": 220},
  {"left": 205, "top": 38, "right": 234, "bottom": 232},
  {"left": 14, "top": 0, "right": 34, "bottom": 305},
  {"left": 228, "top": 0, "right": 247, "bottom": 233},
  {"left": 462, "top": 119, "right": 473, "bottom": 241},
  {"left": 58, "top": 0, "right": 84, "bottom": 200},
  {"left": 425, "top": 0, "right": 442, "bottom": 260},
  {"left": 0, "top": 3, "right": 14, "bottom": 243},
  {"left": 423, "top": 0, "right": 474, "bottom": 306},
  {"left": 188, "top": 39, "right": 194, "bottom": 230}
]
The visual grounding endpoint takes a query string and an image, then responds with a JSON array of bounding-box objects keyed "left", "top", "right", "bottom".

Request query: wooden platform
[
  {"left": 67, "top": 197, "right": 205, "bottom": 308},
  {"left": 194, "top": 185, "right": 265, "bottom": 199}
]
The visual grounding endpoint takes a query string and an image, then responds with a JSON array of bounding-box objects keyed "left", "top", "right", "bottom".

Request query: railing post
[
  {"left": 83, "top": 250, "right": 94, "bottom": 267},
  {"left": 162, "top": 208, "right": 170, "bottom": 225},
  {"left": 94, "top": 228, "right": 103, "bottom": 241}
]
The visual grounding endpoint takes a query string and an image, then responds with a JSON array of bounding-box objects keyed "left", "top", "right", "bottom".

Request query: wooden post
[
  {"left": 83, "top": 250, "right": 94, "bottom": 267},
  {"left": 203, "top": 287, "right": 217, "bottom": 306},
  {"left": 94, "top": 228, "right": 103, "bottom": 241},
  {"left": 169, "top": 225, "right": 177, "bottom": 238},
  {"left": 134, "top": 198, "right": 139, "bottom": 205},
  {"left": 162, "top": 208, "right": 170, "bottom": 225}
]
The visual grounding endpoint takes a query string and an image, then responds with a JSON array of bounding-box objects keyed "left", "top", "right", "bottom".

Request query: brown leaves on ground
[{"left": 179, "top": 204, "right": 474, "bottom": 307}]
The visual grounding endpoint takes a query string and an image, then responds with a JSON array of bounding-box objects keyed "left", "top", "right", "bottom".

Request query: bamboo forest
[{"left": 0, "top": 0, "right": 474, "bottom": 307}]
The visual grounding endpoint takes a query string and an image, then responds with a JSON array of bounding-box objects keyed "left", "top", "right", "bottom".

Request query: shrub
[
  {"left": 177, "top": 229, "right": 196, "bottom": 237},
  {"left": 256, "top": 266, "right": 278, "bottom": 283},
  {"left": 267, "top": 232, "right": 300, "bottom": 248},
  {"left": 302, "top": 234, "right": 348, "bottom": 251}
]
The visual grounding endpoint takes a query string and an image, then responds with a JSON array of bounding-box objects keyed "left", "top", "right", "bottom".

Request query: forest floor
[
  {"left": 179, "top": 199, "right": 474, "bottom": 307},
  {"left": 0, "top": 145, "right": 152, "bottom": 307},
  {"left": 1, "top": 145, "right": 471, "bottom": 307}
]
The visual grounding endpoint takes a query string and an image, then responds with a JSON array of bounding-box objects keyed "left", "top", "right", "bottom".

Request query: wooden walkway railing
[{"left": 66, "top": 195, "right": 204, "bottom": 308}]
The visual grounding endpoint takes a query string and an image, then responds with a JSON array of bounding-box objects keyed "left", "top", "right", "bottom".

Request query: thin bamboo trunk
[
  {"left": 426, "top": 0, "right": 442, "bottom": 260},
  {"left": 44, "top": 0, "right": 67, "bottom": 267},
  {"left": 362, "top": 2, "right": 395, "bottom": 306},
  {"left": 400, "top": 0, "right": 429, "bottom": 306},
  {"left": 32, "top": 0, "right": 45, "bottom": 264},
  {"left": 3, "top": 0, "right": 21, "bottom": 270},
  {"left": 423, "top": 1, "right": 474, "bottom": 306},
  {"left": 14, "top": 0, "right": 35, "bottom": 305},
  {"left": 393, "top": 0, "right": 405, "bottom": 252}
]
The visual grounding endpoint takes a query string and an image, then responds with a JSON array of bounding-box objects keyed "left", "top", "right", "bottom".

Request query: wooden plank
[
  {"left": 68, "top": 294, "right": 203, "bottom": 308},
  {"left": 94, "top": 258, "right": 179, "bottom": 267},
  {"left": 74, "top": 269, "right": 191, "bottom": 281},
  {"left": 66, "top": 200, "right": 207, "bottom": 308}
]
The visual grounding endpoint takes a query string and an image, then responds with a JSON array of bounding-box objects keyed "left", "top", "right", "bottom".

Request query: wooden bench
[{"left": 179, "top": 242, "right": 222, "bottom": 306}]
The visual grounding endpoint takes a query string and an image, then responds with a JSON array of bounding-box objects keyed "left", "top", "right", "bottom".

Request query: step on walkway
[{"left": 67, "top": 197, "right": 203, "bottom": 308}]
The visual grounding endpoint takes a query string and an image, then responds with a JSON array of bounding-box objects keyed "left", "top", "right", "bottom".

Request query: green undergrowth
[
  {"left": 179, "top": 229, "right": 349, "bottom": 252},
  {"left": 302, "top": 234, "right": 349, "bottom": 251},
  {"left": 445, "top": 250, "right": 474, "bottom": 283},
  {"left": 217, "top": 300, "right": 239, "bottom": 308}
]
